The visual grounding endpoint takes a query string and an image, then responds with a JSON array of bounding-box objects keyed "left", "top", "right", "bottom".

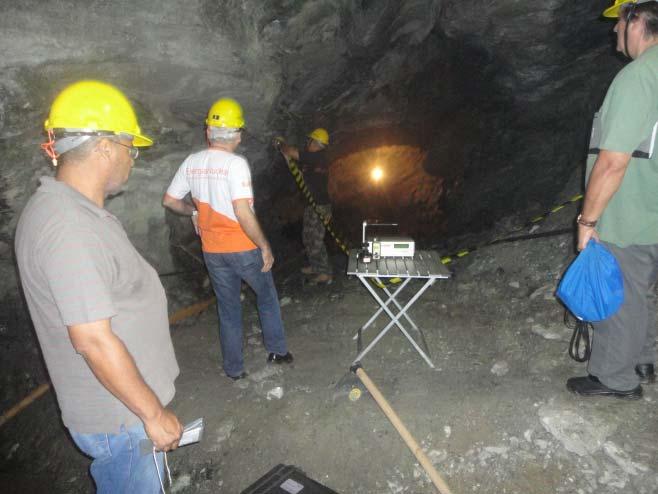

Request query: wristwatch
[{"left": 576, "top": 214, "right": 597, "bottom": 227}]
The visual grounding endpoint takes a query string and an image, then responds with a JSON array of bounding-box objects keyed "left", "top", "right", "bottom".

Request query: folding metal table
[{"left": 347, "top": 249, "right": 451, "bottom": 368}]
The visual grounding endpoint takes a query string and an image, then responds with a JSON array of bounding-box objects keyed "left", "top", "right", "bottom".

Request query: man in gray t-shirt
[{"left": 15, "top": 80, "right": 182, "bottom": 493}]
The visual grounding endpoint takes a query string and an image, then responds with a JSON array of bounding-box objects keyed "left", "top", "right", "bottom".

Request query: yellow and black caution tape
[
  {"left": 286, "top": 158, "right": 350, "bottom": 255},
  {"left": 285, "top": 157, "right": 401, "bottom": 289},
  {"left": 438, "top": 194, "right": 583, "bottom": 265},
  {"left": 527, "top": 194, "right": 583, "bottom": 225}
]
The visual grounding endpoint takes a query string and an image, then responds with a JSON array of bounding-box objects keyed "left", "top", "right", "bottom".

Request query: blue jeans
[
  {"left": 204, "top": 248, "right": 288, "bottom": 376},
  {"left": 70, "top": 423, "right": 164, "bottom": 494}
]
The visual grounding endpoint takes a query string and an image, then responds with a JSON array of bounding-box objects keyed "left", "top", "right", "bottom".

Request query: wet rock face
[
  {"left": 0, "top": 0, "right": 621, "bottom": 247},
  {"left": 0, "top": 0, "right": 627, "bottom": 289},
  {"left": 267, "top": 0, "right": 623, "bottom": 235}
]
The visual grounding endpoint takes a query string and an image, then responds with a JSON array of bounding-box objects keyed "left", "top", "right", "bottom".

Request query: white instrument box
[{"left": 367, "top": 236, "right": 415, "bottom": 259}]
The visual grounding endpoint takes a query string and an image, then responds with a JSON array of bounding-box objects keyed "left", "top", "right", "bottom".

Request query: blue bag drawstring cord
[{"left": 564, "top": 310, "right": 592, "bottom": 362}]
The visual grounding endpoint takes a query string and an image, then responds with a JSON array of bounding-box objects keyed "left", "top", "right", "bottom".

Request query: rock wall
[{"left": 1, "top": 0, "right": 623, "bottom": 247}]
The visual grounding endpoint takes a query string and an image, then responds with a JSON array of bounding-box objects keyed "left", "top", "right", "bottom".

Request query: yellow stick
[
  {"left": 355, "top": 367, "right": 455, "bottom": 494},
  {"left": 168, "top": 297, "right": 215, "bottom": 325},
  {"left": 0, "top": 383, "right": 50, "bottom": 428}
]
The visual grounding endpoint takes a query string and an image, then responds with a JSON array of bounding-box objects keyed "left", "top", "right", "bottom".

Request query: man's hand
[
  {"left": 144, "top": 408, "right": 183, "bottom": 452},
  {"left": 272, "top": 137, "right": 284, "bottom": 151},
  {"left": 261, "top": 246, "right": 274, "bottom": 272},
  {"left": 277, "top": 142, "right": 299, "bottom": 161},
  {"left": 577, "top": 224, "right": 599, "bottom": 251},
  {"left": 233, "top": 199, "right": 274, "bottom": 268},
  {"left": 163, "top": 194, "right": 197, "bottom": 217}
]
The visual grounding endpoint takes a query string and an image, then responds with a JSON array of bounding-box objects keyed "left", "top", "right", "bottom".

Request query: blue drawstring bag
[{"left": 556, "top": 240, "right": 624, "bottom": 322}]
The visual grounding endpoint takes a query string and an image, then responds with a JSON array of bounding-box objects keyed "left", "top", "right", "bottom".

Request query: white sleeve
[
  {"left": 166, "top": 160, "right": 191, "bottom": 199},
  {"left": 228, "top": 156, "right": 254, "bottom": 201}
]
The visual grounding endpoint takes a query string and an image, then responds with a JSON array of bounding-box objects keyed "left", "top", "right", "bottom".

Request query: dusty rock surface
[{"left": 2, "top": 202, "right": 657, "bottom": 494}]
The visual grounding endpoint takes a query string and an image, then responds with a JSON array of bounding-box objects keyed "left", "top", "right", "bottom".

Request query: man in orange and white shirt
[{"left": 163, "top": 98, "right": 292, "bottom": 380}]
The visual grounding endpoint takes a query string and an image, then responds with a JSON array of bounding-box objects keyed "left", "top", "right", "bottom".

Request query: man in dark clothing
[{"left": 277, "top": 128, "right": 333, "bottom": 284}]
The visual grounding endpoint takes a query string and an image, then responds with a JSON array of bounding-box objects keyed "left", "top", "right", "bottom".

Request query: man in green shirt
[{"left": 568, "top": 0, "right": 658, "bottom": 399}]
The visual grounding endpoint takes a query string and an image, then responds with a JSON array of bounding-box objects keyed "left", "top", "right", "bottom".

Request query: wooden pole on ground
[
  {"left": 0, "top": 383, "right": 50, "bottom": 428},
  {"left": 168, "top": 297, "right": 215, "bottom": 325},
  {"left": 354, "top": 365, "right": 455, "bottom": 494}
]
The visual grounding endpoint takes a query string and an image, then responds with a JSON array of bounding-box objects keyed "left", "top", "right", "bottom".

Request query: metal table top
[{"left": 346, "top": 249, "right": 451, "bottom": 279}]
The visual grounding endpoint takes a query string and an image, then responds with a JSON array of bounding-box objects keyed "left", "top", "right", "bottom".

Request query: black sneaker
[
  {"left": 566, "top": 375, "right": 642, "bottom": 400},
  {"left": 268, "top": 352, "right": 294, "bottom": 364},
  {"left": 227, "top": 371, "right": 248, "bottom": 381},
  {"left": 636, "top": 364, "right": 656, "bottom": 384}
]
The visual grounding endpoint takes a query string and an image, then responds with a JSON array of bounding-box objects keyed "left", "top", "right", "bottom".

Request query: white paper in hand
[
  {"left": 139, "top": 417, "right": 204, "bottom": 455},
  {"left": 179, "top": 417, "right": 204, "bottom": 447}
]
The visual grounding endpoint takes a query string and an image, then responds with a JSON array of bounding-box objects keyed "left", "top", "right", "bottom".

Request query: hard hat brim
[
  {"left": 603, "top": 4, "right": 622, "bottom": 17},
  {"left": 44, "top": 127, "right": 154, "bottom": 148},
  {"left": 132, "top": 133, "right": 154, "bottom": 147}
]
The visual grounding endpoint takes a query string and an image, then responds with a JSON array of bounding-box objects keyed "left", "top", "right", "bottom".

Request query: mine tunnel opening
[
  {"left": 328, "top": 143, "right": 447, "bottom": 246},
  {"left": 265, "top": 123, "right": 459, "bottom": 252}
]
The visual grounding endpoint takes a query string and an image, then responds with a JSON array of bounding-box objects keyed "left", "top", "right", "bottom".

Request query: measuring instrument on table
[{"left": 357, "top": 220, "right": 415, "bottom": 263}]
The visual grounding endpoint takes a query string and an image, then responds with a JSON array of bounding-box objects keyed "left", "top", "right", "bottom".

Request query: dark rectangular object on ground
[{"left": 240, "top": 464, "right": 339, "bottom": 494}]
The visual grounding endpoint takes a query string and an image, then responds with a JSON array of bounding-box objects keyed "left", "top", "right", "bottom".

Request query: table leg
[
  {"left": 353, "top": 276, "right": 436, "bottom": 368},
  {"left": 382, "top": 280, "right": 435, "bottom": 357},
  {"left": 353, "top": 277, "right": 412, "bottom": 340}
]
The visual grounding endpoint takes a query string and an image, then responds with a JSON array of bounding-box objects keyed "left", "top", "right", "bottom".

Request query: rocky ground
[{"left": 1, "top": 202, "right": 658, "bottom": 494}]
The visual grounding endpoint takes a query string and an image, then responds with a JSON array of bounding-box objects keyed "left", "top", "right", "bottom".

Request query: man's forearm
[
  {"left": 234, "top": 206, "right": 270, "bottom": 251},
  {"left": 162, "top": 193, "right": 196, "bottom": 216},
  {"left": 581, "top": 150, "right": 631, "bottom": 221},
  {"left": 281, "top": 143, "right": 300, "bottom": 161}
]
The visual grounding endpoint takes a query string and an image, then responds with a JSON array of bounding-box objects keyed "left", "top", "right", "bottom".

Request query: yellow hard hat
[
  {"left": 603, "top": 0, "right": 657, "bottom": 18},
  {"left": 205, "top": 98, "right": 245, "bottom": 129},
  {"left": 44, "top": 80, "right": 153, "bottom": 147},
  {"left": 308, "top": 128, "right": 329, "bottom": 146}
]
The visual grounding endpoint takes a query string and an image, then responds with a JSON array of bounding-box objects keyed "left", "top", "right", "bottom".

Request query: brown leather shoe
[{"left": 300, "top": 266, "right": 315, "bottom": 274}]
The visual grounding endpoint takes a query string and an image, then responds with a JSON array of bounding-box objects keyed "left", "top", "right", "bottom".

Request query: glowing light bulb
[{"left": 371, "top": 166, "right": 383, "bottom": 183}]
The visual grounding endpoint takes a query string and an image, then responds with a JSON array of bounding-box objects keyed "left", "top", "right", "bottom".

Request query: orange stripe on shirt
[{"left": 194, "top": 201, "right": 256, "bottom": 253}]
